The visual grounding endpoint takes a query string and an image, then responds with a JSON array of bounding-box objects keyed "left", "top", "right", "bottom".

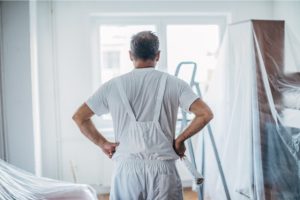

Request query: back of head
[{"left": 130, "top": 31, "right": 159, "bottom": 60}]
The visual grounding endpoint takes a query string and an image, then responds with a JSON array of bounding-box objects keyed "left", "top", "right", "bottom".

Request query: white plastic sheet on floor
[
  {"left": 0, "top": 159, "right": 97, "bottom": 200},
  {"left": 200, "top": 20, "right": 300, "bottom": 200}
]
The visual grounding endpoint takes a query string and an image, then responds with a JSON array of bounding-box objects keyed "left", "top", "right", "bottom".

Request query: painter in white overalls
[
  {"left": 72, "top": 31, "right": 211, "bottom": 200},
  {"left": 84, "top": 67, "right": 199, "bottom": 199},
  {"left": 112, "top": 72, "right": 181, "bottom": 200}
]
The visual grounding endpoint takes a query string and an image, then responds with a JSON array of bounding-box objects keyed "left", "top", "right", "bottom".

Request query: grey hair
[{"left": 130, "top": 31, "right": 159, "bottom": 60}]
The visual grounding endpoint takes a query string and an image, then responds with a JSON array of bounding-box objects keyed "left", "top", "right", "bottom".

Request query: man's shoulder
[
  {"left": 95, "top": 77, "right": 119, "bottom": 91},
  {"left": 101, "top": 70, "right": 186, "bottom": 86},
  {"left": 105, "top": 73, "right": 127, "bottom": 84},
  {"left": 164, "top": 72, "right": 187, "bottom": 86}
]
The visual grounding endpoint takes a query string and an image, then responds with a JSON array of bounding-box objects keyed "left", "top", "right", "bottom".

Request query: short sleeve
[
  {"left": 179, "top": 81, "right": 199, "bottom": 113},
  {"left": 86, "top": 82, "right": 110, "bottom": 116}
]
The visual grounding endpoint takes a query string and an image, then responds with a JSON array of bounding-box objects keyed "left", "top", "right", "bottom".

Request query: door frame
[{"left": 0, "top": 2, "right": 7, "bottom": 161}]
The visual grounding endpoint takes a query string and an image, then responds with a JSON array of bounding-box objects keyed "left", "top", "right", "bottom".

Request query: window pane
[
  {"left": 167, "top": 25, "right": 219, "bottom": 93},
  {"left": 99, "top": 25, "right": 156, "bottom": 83}
]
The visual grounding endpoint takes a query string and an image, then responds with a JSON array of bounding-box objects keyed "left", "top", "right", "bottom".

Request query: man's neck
[
  {"left": 134, "top": 66, "right": 155, "bottom": 69},
  {"left": 133, "top": 60, "right": 156, "bottom": 69}
]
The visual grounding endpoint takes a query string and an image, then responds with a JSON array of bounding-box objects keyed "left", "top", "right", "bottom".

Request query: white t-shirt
[{"left": 86, "top": 67, "right": 199, "bottom": 142}]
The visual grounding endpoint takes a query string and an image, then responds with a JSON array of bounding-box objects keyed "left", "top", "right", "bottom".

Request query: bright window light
[
  {"left": 99, "top": 25, "right": 156, "bottom": 83},
  {"left": 167, "top": 25, "right": 219, "bottom": 93}
]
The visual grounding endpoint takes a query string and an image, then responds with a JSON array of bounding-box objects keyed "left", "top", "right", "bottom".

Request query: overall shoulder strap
[
  {"left": 153, "top": 73, "right": 168, "bottom": 122},
  {"left": 116, "top": 78, "right": 136, "bottom": 121}
]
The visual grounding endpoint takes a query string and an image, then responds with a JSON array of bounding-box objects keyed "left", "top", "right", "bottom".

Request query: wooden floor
[{"left": 98, "top": 187, "right": 198, "bottom": 200}]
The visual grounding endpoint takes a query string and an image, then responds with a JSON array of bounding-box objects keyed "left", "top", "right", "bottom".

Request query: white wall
[
  {"left": 273, "top": 1, "right": 300, "bottom": 37},
  {"left": 272, "top": 1, "right": 300, "bottom": 73},
  {"left": 0, "top": 1, "right": 35, "bottom": 173}
]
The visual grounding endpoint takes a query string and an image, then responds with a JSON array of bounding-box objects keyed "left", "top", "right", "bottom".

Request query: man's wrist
[
  {"left": 176, "top": 135, "right": 185, "bottom": 144},
  {"left": 96, "top": 137, "right": 107, "bottom": 148}
]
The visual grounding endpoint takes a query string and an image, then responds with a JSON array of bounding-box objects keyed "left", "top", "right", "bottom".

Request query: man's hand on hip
[
  {"left": 100, "top": 141, "right": 119, "bottom": 159},
  {"left": 73, "top": 103, "right": 119, "bottom": 159},
  {"left": 174, "top": 139, "right": 186, "bottom": 158}
]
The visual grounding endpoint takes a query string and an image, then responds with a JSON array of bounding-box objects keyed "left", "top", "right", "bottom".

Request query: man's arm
[
  {"left": 72, "top": 103, "right": 118, "bottom": 158},
  {"left": 174, "top": 99, "right": 213, "bottom": 157}
]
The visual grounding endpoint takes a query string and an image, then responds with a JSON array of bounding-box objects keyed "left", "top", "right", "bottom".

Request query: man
[{"left": 73, "top": 31, "right": 213, "bottom": 200}]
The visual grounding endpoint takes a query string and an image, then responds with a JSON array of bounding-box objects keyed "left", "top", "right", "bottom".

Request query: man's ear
[
  {"left": 156, "top": 51, "right": 161, "bottom": 61},
  {"left": 129, "top": 51, "right": 134, "bottom": 61}
]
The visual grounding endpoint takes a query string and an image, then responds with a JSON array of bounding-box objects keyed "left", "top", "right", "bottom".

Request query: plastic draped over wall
[
  {"left": 200, "top": 20, "right": 300, "bottom": 200},
  {"left": 0, "top": 159, "right": 97, "bottom": 200}
]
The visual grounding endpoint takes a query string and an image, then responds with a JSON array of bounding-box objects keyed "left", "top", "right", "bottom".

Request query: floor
[{"left": 98, "top": 187, "right": 198, "bottom": 200}]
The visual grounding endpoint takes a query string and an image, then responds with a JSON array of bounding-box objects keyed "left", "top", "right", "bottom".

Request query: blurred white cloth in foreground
[{"left": 0, "top": 159, "right": 97, "bottom": 200}]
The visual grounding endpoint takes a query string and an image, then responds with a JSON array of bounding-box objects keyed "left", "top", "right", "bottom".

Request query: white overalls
[{"left": 110, "top": 74, "right": 183, "bottom": 200}]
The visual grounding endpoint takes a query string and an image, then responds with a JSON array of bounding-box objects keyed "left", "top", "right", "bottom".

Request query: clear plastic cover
[
  {"left": 0, "top": 159, "right": 97, "bottom": 200},
  {"left": 201, "top": 20, "right": 300, "bottom": 200}
]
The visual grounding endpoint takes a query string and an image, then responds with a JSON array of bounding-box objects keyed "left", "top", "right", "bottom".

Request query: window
[
  {"left": 103, "top": 51, "right": 120, "bottom": 69},
  {"left": 91, "top": 15, "right": 224, "bottom": 136}
]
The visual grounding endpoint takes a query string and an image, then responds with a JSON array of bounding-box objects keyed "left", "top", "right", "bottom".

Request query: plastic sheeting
[
  {"left": 200, "top": 20, "right": 300, "bottom": 200},
  {"left": 0, "top": 159, "right": 97, "bottom": 200}
]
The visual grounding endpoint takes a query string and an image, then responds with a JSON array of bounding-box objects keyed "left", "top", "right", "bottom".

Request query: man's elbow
[
  {"left": 72, "top": 112, "right": 83, "bottom": 126},
  {"left": 204, "top": 108, "right": 214, "bottom": 124},
  {"left": 207, "top": 109, "right": 214, "bottom": 122}
]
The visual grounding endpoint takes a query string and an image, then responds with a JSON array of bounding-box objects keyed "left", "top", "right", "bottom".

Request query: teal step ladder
[{"left": 175, "top": 61, "right": 231, "bottom": 200}]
